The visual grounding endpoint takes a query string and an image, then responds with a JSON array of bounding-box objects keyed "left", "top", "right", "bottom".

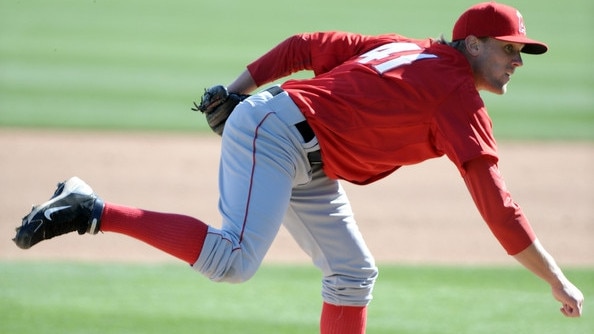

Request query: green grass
[
  {"left": 0, "top": 0, "right": 592, "bottom": 138},
  {"left": 1, "top": 262, "right": 592, "bottom": 334}
]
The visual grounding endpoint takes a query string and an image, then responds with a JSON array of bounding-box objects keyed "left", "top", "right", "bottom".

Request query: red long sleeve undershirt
[{"left": 462, "top": 157, "right": 535, "bottom": 255}]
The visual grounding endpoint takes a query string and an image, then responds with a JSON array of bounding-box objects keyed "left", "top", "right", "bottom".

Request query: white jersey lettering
[{"left": 358, "top": 42, "right": 437, "bottom": 74}]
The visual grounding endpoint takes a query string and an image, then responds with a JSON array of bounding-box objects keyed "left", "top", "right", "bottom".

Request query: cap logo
[{"left": 516, "top": 10, "right": 526, "bottom": 35}]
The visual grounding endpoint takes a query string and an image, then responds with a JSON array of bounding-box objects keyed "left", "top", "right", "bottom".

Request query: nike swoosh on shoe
[{"left": 43, "top": 205, "right": 71, "bottom": 221}]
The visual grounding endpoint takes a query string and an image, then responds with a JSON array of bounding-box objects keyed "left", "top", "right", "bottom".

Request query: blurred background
[{"left": 1, "top": 0, "right": 592, "bottom": 137}]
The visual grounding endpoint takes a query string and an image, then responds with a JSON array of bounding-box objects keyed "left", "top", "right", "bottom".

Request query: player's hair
[
  {"left": 438, "top": 34, "right": 489, "bottom": 54},
  {"left": 435, "top": 34, "right": 465, "bottom": 52},
  {"left": 448, "top": 40, "right": 465, "bottom": 51}
]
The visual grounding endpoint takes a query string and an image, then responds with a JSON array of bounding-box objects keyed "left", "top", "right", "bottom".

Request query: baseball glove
[{"left": 192, "top": 85, "right": 249, "bottom": 136}]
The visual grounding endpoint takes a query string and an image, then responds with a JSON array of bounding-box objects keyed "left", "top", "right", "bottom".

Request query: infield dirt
[{"left": 1, "top": 129, "right": 592, "bottom": 266}]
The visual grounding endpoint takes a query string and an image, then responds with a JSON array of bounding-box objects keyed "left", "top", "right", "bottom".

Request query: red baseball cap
[{"left": 452, "top": 2, "right": 548, "bottom": 54}]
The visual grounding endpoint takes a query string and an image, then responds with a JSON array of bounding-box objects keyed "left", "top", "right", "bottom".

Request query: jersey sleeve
[
  {"left": 246, "top": 32, "right": 394, "bottom": 87},
  {"left": 462, "top": 156, "right": 536, "bottom": 255},
  {"left": 433, "top": 80, "right": 499, "bottom": 175}
]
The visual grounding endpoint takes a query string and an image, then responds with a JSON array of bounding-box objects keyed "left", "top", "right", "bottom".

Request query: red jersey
[
  {"left": 248, "top": 32, "right": 494, "bottom": 183},
  {"left": 246, "top": 32, "right": 535, "bottom": 254}
]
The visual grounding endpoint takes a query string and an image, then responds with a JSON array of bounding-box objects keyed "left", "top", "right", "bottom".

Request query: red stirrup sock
[
  {"left": 320, "top": 302, "right": 367, "bottom": 334},
  {"left": 99, "top": 202, "right": 208, "bottom": 265}
]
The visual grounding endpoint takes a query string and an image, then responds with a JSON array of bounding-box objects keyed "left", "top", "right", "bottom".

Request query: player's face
[{"left": 472, "top": 38, "right": 524, "bottom": 95}]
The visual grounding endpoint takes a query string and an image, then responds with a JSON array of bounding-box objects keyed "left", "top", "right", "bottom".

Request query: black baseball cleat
[{"left": 13, "top": 176, "right": 105, "bottom": 249}]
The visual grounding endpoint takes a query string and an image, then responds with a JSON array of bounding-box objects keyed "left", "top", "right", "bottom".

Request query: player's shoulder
[{"left": 406, "top": 40, "right": 478, "bottom": 98}]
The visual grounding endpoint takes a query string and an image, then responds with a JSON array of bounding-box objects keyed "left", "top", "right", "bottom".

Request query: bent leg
[{"left": 193, "top": 91, "right": 312, "bottom": 283}]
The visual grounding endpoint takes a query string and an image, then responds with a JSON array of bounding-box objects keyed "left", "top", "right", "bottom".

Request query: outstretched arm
[
  {"left": 463, "top": 157, "right": 584, "bottom": 317},
  {"left": 513, "top": 239, "right": 584, "bottom": 317}
]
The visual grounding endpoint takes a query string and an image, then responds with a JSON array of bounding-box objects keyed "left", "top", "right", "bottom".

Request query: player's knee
[
  {"left": 192, "top": 240, "right": 261, "bottom": 284},
  {"left": 211, "top": 260, "right": 259, "bottom": 284}
]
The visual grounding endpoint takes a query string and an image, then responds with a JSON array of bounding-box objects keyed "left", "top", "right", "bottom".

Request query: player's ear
[{"left": 464, "top": 35, "right": 481, "bottom": 56}]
